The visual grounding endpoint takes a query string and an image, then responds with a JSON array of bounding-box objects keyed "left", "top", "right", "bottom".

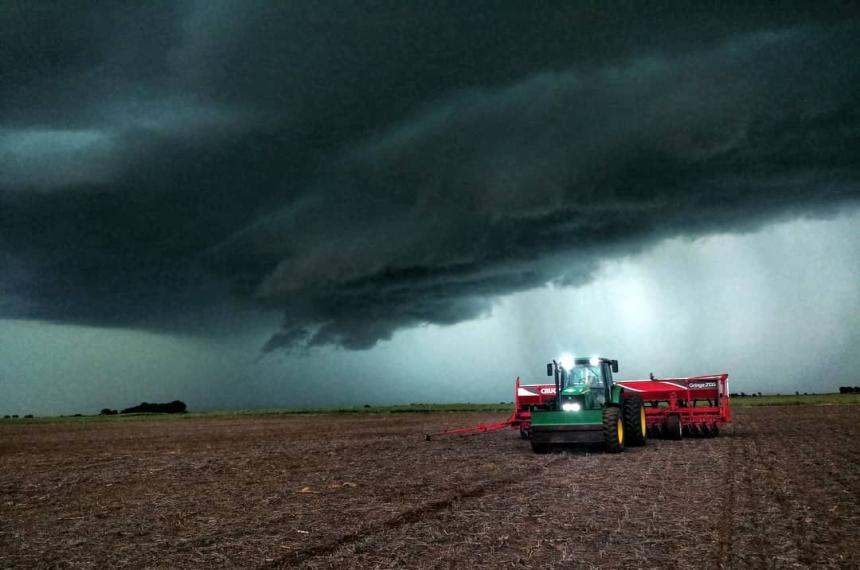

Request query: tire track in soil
[
  {"left": 718, "top": 417, "right": 774, "bottom": 569},
  {"left": 774, "top": 423, "right": 827, "bottom": 566},
  {"left": 743, "top": 419, "right": 773, "bottom": 569},
  {"left": 258, "top": 456, "right": 566, "bottom": 569},
  {"left": 713, "top": 426, "right": 738, "bottom": 569},
  {"left": 753, "top": 432, "right": 807, "bottom": 568}
]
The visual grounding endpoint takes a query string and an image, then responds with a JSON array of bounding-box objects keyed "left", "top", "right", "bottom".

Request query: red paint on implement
[
  {"left": 616, "top": 374, "right": 732, "bottom": 432},
  {"left": 425, "top": 373, "right": 731, "bottom": 439},
  {"left": 424, "top": 377, "right": 553, "bottom": 439}
]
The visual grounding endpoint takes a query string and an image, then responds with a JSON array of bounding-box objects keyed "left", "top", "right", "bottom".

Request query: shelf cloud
[{"left": 1, "top": 3, "right": 858, "bottom": 352}]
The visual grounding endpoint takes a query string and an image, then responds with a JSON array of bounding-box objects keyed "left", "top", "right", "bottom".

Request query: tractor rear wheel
[
  {"left": 531, "top": 441, "right": 551, "bottom": 454},
  {"left": 603, "top": 406, "right": 625, "bottom": 453},
  {"left": 665, "top": 414, "right": 683, "bottom": 440},
  {"left": 622, "top": 395, "right": 647, "bottom": 447}
]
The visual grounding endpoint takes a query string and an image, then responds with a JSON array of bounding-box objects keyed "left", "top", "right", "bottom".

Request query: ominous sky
[{"left": 1, "top": 2, "right": 859, "bottom": 414}]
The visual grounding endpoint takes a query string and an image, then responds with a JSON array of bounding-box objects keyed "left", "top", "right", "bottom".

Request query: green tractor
[{"left": 529, "top": 356, "right": 647, "bottom": 454}]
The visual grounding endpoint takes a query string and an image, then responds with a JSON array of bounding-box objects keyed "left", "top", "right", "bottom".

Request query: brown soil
[{"left": 1, "top": 406, "right": 858, "bottom": 569}]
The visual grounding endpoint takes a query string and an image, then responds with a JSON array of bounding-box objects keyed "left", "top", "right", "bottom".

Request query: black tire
[
  {"left": 603, "top": 406, "right": 625, "bottom": 453},
  {"left": 622, "top": 395, "right": 647, "bottom": 447},
  {"left": 665, "top": 414, "right": 683, "bottom": 440},
  {"left": 711, "top": 425, "right": 720, "bottom": 437},
  {"left": 531, "top": 441, "right": 551, "bottom": 454}
]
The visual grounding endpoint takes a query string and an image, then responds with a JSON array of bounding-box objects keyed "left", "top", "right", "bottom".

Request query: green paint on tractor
[
  {"left": 529, "top": 356, "right": 647, "bottom": 454},
  {"left": 530, "top": 409, "right": 603, "bottom": 425}
]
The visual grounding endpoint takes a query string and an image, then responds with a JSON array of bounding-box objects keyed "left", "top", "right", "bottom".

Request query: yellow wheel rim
[
  {"left": 617, "top": 418, "right": 624, "bottom": 445},
  {"left": 640, "top": 407, "right": 647, "bottom": 437}
]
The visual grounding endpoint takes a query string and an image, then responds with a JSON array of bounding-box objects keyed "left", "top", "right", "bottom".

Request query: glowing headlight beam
[
  {"left": 559, "top": 353, "right": 575, "bottom": 370},
  {"left": 589, "top": 356, "right": 601, "bottom": 366},
  {"left": 562, "top": 402, "right": 582, "bottom": 412}
]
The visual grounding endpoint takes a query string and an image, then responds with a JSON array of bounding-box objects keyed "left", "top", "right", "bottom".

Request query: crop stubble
[{"left": 1, "top": 406, "right": 858, "bottom": 569}]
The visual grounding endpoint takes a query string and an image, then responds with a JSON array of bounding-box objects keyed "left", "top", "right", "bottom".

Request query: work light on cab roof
[{"left": 559, "top": 353, "right": 575, "bottom": 370}]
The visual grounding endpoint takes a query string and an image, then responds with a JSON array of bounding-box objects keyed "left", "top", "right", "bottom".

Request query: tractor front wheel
[
  {"left": 622, "top": 395, "right": 647, "bottom": 447},
  {"left": 603, "top": 406, "right": 625, "bottom": 453}
]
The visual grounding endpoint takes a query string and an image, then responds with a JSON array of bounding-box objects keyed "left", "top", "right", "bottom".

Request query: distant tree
[
  {"left": 23, "top": 414, "right": 33, "bottom": 419},
  {"left": 795, "top": 391, "right": 800, "bottom": 396},
  {"left": 363, "top": 404, "right": 371, "bottom": 409},
  {"left": 839, "top": 386, "right": 851, "bottom": 394},
  {"left": 757, "top": 392, "right": 763, "bottom": 397},
  {"left": 854, "top": 386, "right": 860, "bottom": 393},
  {"left": 99, "top": 408, "right": 119, "bottom": 415},
  {"left": 11, "top": 414, "right": 18, "bottom": 418},
  {"left": 121, "top": 400, "right": 187, "bottom": 414},
  {"left": 3, "top": 415, "right": 9, "bottom": 419}
]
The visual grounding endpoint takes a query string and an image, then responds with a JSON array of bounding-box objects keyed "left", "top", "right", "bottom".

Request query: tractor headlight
[
  {"left": 562, "top": 402, "right": 581, "bottom": 412},
  {"left": 589, "top": 356, "right": 601, "bottom": 366}
]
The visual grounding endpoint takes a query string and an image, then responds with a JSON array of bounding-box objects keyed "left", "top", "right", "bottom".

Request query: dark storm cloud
[
  {"left": 1, "top": 2, "right": 858, "bottom": 349},
  {"left": 228, "top": 26, "right": 860, "bottom": 349}
]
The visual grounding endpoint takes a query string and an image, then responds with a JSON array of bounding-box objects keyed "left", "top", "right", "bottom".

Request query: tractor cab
[{"left": 546, "top": 356, "right": 618, "bottom": 411}]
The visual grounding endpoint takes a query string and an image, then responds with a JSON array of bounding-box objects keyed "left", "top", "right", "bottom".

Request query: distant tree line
[
  {"left": 3, "top": 401, "right": 188, "bottom": 419},
  {"left": 99, "top": 400, "right": 188, "bottom": 415},
  {"left": 119, "top": 400, "right": 187, "bottom": 414},
  {"left": 730, "top": 392, "right": 805, "bottom": 397},
  {"left": 728, "top": 389, "right": 860, "bottom": 397}
]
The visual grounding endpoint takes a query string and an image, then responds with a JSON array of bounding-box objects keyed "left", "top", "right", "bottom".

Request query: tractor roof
[{"left": 573, "top": 357, "right": 613, "bottom": 364}]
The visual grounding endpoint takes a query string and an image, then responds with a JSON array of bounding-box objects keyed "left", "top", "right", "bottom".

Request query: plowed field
[{"left": 2, "top": 406, "right": 858, "bottom": 569}]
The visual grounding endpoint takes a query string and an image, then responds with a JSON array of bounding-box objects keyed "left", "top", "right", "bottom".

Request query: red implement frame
[
  {"left": 616, "top": 374, "right": 731, "bottom": 431},
  {"left": 424, "top": 377, "right": 555, "bottom": 440}
]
